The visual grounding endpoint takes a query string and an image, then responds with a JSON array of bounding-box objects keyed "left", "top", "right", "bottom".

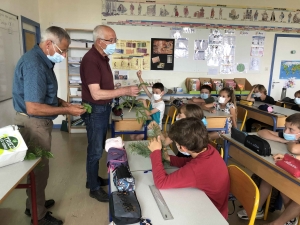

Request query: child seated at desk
[
  {"left": 189, "top": 85, "right": 215, "bottom": 105},
  {"left": 148, "top": 117, "right": 230, "bottom": 219},
  {"left": 149, "top": 104, "right": 207, "bottom": 158},
  {"left": 238, "top": 113, "right": 300, "bottom": 225},
  {"left": 291, "top": 90, "right": 300, "bottom": 111},
  {"left": 204, "top": 87, "right": 237, "bottom": 140},
  {"left": 131, "top": 70, "right": 165, "bottom": 140},
  {"left": 245, "top": 84, "right": 275, "bottom": 132}
]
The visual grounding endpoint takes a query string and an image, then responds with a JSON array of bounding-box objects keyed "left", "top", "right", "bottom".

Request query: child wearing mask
[
  {"left": 147, "top": 118, "right": 230, "bottom": 219},
  {"left": 245, "top": 84, "right": 275, "bottom": 132},
  {"left": 238, "top": 113, "right": 300, "bottom": 225},
  {"left": 204, "top": 87, "right": 237, "bottom": 140},
  {"left": 131, "top": 70, "right": 165, "bottom": 140},
  {"left": 148, "top": 104, "right": 207, "bottom": 157},
  {"left": 189, "top": 85, "right": 215, "bottom": 105},
  {"left": 291, "top": 90, "right": 300, "bottom": 111}
]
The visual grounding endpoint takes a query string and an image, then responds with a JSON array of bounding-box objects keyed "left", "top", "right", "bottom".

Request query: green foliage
[
  {"left": 128, "top": 141, "right": 151, "bottom": 158},
  {"left": 24, "top": 146, "right": 54, "bottom": 161},
  {"left": 117, "top": 82, "right": 150, "bottom": 124},
  {"left": 83, "top": 103, "right": 92, "bottom": 113}
]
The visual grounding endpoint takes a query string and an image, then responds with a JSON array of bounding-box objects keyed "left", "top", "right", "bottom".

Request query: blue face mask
[
  {"left": 200, "top": 93, "right": 209, "bottom": 99},
  {"left": 201, "top": 118, "right": 207, "bottom": 127},
  {"left": 47, "top": 44, "right": 65, "bottom": 63},
  {"left": 103, "top": 43, "right": 116, "bottom": 55},
  {"left": 283, "top": 132, "right": 299, "bottom": 141}
]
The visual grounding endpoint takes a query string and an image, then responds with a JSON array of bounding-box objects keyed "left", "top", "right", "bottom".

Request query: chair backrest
[
  {"left": 209, "top": 141, "right": 224, "bottom": 158},
  {"left": 237, "top": 106, "right": 248, "bottom": 131},
  {"left": 228, "top": 165, "right": 259, "bottom": 225},
  {"left": 163, "top": 106, "right": 177, "bottom": 133},
  {"left": 275, "top": 101, "right": 284, "bottom": 107}
]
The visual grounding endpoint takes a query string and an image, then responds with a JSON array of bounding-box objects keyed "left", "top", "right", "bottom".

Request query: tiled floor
[{"left": 0, "top": 130, "right": 283, "bottom": 225}]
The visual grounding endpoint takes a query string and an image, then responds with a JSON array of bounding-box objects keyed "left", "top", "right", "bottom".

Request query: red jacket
[{"left": 150, "top": 144, "right": 230, "bottom": 219}]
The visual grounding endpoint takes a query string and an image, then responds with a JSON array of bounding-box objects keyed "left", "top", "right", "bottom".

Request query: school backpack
[{"left": 107, "top": 147, "right": 128, "bottom": 171}]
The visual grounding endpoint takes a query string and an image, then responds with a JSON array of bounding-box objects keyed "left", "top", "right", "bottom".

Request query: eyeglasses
[
  {"left": 52, "top": 42, "right": 68, "bottom": 54},
  {"left": 99, "top": 38, "right": 118, "bottom": 43}
]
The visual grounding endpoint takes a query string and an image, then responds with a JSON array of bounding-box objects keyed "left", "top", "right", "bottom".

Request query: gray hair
[
  {"left": 41, "top": 26, "right": 71, "bottom": 44},
  {"left": 93, "top": 25, "right": 114, "bottom": 42}
]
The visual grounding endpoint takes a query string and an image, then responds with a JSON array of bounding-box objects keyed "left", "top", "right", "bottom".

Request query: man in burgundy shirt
[
  {"left": 148, "top": 118, "right": 230, "bottom": 219},
  {"left": 80, "top": 25, "right": 139, "bottom": 202}
]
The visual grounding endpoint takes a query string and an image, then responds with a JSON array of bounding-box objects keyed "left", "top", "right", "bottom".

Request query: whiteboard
[
  {"left": 0, "top": 9, "right": 21, "bottom": 102},
  {"left": 109, "top": 25, "right": 254, "bottom": 73}
]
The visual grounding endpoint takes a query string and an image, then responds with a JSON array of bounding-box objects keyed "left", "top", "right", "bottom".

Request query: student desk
[
  {"left": 222, "top": 134, "right": 300, "bottom": 205},
  {"left": 124, "top": 141, "right": 176, "bottom": 172},
  {"left": 0, "top": 158, "right": 41, "bottom": 225},
  {"left": 111, "top": 108, "right": 149, "bottom": 140},
  {"left": 238, "top": 102, "right": 298, "bottom": 131},
  {"left": 204, "top": 110, "right": 230, "bottom": 133},
  {"left": 109, "top": 169, "right": 228, "bottom": 225}
]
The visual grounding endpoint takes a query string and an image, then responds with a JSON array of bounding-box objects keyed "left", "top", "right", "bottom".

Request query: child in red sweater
[{"left": 148, "top": 117, "right": 230, "bottom": 219}]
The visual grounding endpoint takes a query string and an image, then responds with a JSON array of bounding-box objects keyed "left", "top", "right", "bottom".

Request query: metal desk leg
[
  {"left": 30, "top": 171, "right": 38, "bottom": 225},
  {"left": 16, "top": 171, "right": 38, "bottom": 225},
  {"left": 224, "top": 119, "right": 228, "bottom": 134},
  {"left": 271, "top": 116, "right": 277, "bottom": 131},
  {"left": 223, "top": 140, "right": 230, "bottom": 165},
  {"left": 143, "top": 123, "right": 147, "bottom": 140},
  {"left": 111, "top": 121, "right": 115, "bottom": 138}
]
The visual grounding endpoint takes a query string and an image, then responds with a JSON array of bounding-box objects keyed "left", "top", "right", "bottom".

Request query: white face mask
[
  {"left": 176, "top": 143, "right": 190, "bottom": 156},
  {"left": 153, "top": 94, "right": 161, "bottom": 100},
  {"left": 254, "top": 92, "right": 262, "bottom": 98},
  {"left": 218, "top": 96, "right": 226, "bottom": 104},
  {"left": 294, "top": 97, "right": 300, "bottom": 105},
  {"left": 176, "top": 116, "right": 181, "bottom": 121}
]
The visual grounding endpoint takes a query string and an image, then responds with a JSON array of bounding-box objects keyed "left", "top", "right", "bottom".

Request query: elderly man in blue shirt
[{"left": 13, "top": 26, "right": 85, "bottom": 225}]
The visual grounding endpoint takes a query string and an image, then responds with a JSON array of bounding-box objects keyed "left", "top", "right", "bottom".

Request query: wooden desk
[
  {"left": 222, "top": 134, "right": 300, "bottom": 205},
  {"left": 237, "top": 101, "right": 299, "bottom": 131},
  {"left": 277, "top": 101, "right": 296, "bottom": 109},
  {"left": 111, "top": 108, "right": 148, "bottom": 140},
  {"left": 204, "top": 110, "right": 230, "bottom": 133},
  {"left": 109, "top": 169, "right": 228, "bottom": 225},
  {"left": 0, "top": 158, "right": 41, "bottom": 225},
  {"left": 125, "top": 141, "right": 176, "bottom": 172}
]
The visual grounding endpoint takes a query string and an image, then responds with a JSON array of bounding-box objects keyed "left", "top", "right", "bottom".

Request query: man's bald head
[{"left": 93, "top": 25, "right": 116, "bottom": 43}]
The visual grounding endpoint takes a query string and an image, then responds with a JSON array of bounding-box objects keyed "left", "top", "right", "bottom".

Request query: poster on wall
[
  {"left": 280, "top": 61, "right": 300, "bottom": 79},
  {"left": 151, "top": 38, "right": 174, "bottom": 70},
  {"left": 112, "top": 40, "right": 150, "bottom": 70}
]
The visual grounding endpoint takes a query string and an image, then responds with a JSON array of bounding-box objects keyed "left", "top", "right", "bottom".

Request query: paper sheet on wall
[
  {"left": 175, "top": 38, "right": 189, "bottom": 58},
  {"left": 249, "top": 57, "right": 261, "bottom": 71},
  {"left": 194, "top": 40, "right": 208, "bottom": 60},
  {"left": 112, "top": 40, "right": 150, "bottom": 70}
]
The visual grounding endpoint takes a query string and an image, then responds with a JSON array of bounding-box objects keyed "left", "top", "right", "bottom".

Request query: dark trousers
[
  {"left": 81, "top": 103, "right": 111, "bottom": 191},
  {"left": 14, "top": 113, "right": 53, "bottom": 220}
]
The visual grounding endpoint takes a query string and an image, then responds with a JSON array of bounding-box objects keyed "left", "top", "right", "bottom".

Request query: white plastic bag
[
  {"left": 0, "top": 125, "right": 28, "bottom": 168},
  {"left": 105, "top": 137, "right": 123, "bottom": 152}
]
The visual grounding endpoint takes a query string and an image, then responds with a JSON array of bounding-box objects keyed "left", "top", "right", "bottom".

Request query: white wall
[
  {"left": 0, "top": 0, "right": 40, "bottom": 127},
  {"left": 38, "top": 0, "right": 298, "bottom": 125}
]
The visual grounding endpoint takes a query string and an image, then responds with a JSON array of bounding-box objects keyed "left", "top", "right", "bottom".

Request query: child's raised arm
[
  {"left": 246, "top": 85, "right": 256, "bottom": 102},
  {"left": 137, "top": 70, "right": 152, "bottom": 99}
]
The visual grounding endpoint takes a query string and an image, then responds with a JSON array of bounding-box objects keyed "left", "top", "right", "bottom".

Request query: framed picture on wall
[{"left": 151, "top": 38, "right": 175, "bottom": 70}]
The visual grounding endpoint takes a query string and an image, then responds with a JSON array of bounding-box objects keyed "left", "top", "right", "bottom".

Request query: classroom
[{"left": 1, "top": 0, "right": 300, "bottom": 225}]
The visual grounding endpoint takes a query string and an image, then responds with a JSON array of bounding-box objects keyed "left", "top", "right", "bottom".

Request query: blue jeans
[{"left": 81, "top": 103, "right": 111, "bottom": 191}]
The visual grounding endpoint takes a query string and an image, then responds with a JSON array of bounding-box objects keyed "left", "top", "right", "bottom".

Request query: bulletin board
[
  {"left": 109, "top": 24, "right": 255, "bottom": 73},
  {"left": 0, "top": 9, "right": 21, "bottom": 102}
]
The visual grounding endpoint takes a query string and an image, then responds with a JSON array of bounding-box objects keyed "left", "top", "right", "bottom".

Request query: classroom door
[
  {"left": 269, "top": 35, "right": 300, "bottom": 100},
  {"left": 21, "top": 16, "right": 40, "bottom": 53}
]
